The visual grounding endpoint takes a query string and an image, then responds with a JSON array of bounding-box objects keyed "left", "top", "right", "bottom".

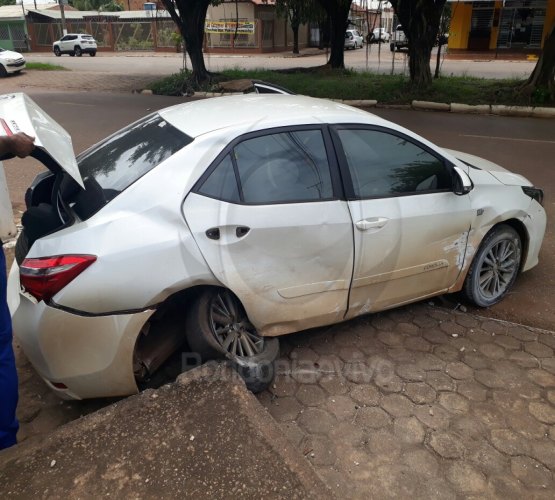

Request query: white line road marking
[{"left": 460, "top": 134, "right": 555, "bottom": 145}]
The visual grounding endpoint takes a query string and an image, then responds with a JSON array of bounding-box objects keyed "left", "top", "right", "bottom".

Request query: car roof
[{"left": 158, "top": 94, "right": 388, "bottom": 138}]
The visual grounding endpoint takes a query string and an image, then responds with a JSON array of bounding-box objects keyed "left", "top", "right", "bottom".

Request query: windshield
[{"left": 69, "top": 113, "right": 193, "bottom": 220}]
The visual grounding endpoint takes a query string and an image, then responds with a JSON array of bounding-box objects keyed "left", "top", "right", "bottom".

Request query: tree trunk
[
  {"left": 523, "top": 23, "right": 555, "bottom": 97},
  {"left": 292, "top": 25, "right": 299, "bottom": 54},
  {"left": 161, "top": 0, "right": 211, "bottom": 86},
  {"left": 328, "top": 13, "right": 346, "bottom": 67},
  {"left": 434, "top": 42, "right": 442, "bottom": 79},
  {"left": 408, "top": 37, "right": 433, "bottom": 87},
  {"left": 317, "top": 0, "right": 352, "bottom": 69},
  {"left": 390, "top": 0, "right": 446, "bottom": 87}
]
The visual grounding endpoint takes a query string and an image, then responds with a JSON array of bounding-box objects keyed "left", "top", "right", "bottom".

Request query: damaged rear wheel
[{"left": 185, "top": 289, "right": 279, "bottom": 393}]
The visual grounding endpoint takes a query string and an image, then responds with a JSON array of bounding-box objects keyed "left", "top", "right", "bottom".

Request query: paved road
[
  {"left": 25, "top": 49, "right": 536, "bottom": 79},
  {"left": 1, "top": 90, "right": 552, "bottom": 330}
]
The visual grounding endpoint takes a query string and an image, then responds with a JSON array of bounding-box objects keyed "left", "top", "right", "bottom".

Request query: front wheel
[
  {"left": 185, "top": 289, "right": 279, "bottom": 393},
  {"left": 390, "top": 43, "right": 395, "bottom": 52},
  {"left": 0, "top": 65, "right": 6, "bottom": 77},
  {"left": 54, "top": 47, "right": 61, "bottom": 56},
  {"left": 462, "top": 225, "right": 522, "bottom": 307},
  {"left": 74, "top": 46, "right": 82, "bottom": 57}
]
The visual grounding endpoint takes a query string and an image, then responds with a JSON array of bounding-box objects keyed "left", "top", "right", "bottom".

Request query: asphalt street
[{"left": 1, "top": 90, "right": 553, "bottom": 331}]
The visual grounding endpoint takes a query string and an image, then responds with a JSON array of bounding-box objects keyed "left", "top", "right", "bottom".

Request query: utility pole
[{"left": 59, "top": 0, "right": 67, "bottom": 36}]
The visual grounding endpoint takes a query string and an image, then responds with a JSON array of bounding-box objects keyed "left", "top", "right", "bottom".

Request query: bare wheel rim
[
  {"left": 477, "top": 238, "right": 519, "bottom": 300},
  {"left": 209, "top": 291, "right": 264, "bottom": 359}
]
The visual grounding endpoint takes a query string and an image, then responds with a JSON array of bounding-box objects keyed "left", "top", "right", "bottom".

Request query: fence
[
  {"left": 28, "top": 18, "right": 179, "bottom": 52},
  {"left": 27, "top": 17, "right": 290, "bottom": 53}
]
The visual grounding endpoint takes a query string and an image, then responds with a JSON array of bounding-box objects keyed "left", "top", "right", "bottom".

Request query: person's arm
[{"left": 0, "top": 132, "right": 35, "bottom": 158}]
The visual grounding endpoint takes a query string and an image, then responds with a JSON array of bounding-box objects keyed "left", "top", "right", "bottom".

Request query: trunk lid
[{"left": 0, "top": 93, "right": 84, "bottom": 188}]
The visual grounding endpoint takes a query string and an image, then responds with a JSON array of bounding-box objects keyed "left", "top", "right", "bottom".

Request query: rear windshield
[
  {"left": 70, "top": 114, "right": 192, "bottom": 220},
  {"left": 81, "top": 35, "right": 94, "bottom": 40}
]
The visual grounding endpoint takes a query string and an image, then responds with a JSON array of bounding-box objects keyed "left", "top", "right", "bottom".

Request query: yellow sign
[{"left": 205, "top": 21, "right": 255, "bottom": 35}]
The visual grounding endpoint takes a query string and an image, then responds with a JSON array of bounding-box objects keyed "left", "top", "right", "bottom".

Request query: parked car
[
  {"left": 53, "top": 34, "right": 97, "bottom": 57},
  {"left": 0, "top": 48, "right": 25, "bottom": 76},
  {"left": 344, "top": 29, "right": 364, "bottom": 49},
  {"left": 390, "top": 24, "right": 409, "bottom": 51},
  {"left": 371, "top": 28, "right": 390, "bottom": 43},
  {"left": 6, "top": 92, "right": 546, "bottom": 400}
]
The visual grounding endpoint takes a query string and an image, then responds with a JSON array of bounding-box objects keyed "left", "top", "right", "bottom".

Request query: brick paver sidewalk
[
  {"left": 0, "top": 71, "right": 156, "bottom": 93},
  {"left": 257, "top": 303, "right": 555, "bottom": 499}
]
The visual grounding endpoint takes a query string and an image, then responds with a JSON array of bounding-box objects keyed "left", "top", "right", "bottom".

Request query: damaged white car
[{"left": 6, "top": 92, "right": 546, "bottom": 400}]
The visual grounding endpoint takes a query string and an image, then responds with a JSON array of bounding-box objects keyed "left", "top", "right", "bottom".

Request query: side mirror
[{"left": 453, "top": 166, "right": 473, "bottom": 196}]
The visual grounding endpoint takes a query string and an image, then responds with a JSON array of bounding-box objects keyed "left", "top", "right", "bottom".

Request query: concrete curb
[{"left": 0, "top": 362, "right": 331, "bottom": 499}]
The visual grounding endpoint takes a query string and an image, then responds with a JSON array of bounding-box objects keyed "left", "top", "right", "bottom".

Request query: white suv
[
  {"left": 53, "top": 34, "right": 97, "bottom": 57},
  {"left": 0, "top": 48, "right": 25, "bottom": 76}
]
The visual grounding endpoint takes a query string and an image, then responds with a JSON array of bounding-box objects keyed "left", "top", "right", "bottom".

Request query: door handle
[
  {"left": 355, "top": 217, "right": 389, "bottom": 231},
  {"left": 236, "top": 226, "right": 250, "bottom": 238},
  {"left": 205, "top": 227, "right": 220, "bottom": 240}
]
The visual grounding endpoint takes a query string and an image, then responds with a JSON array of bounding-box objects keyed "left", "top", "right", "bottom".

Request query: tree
[
  {"left": 389, "top": 0, "right": 447, "bottom": 87},
  {"left": 434, "top": 3, "right": 451, "bottom": 79},
  {"left": 315, "top": 0, "right": 352, "bottom": 68},
  {"left": 0, "top": 0, "right": 15, "bottom": 6},
  {"left": 522, "top": 23, "right": 555, "bottom": 100},
  {"left": 70, "top": 0, "right": 122, "bottom": 11},
  {"left": 159, "top": 0, "right": 221, "bottom": 86},
  {"left": 274, "top": 0, "right": 322, "bottom": 54}
]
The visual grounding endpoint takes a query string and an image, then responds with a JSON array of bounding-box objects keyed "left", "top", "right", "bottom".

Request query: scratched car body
[{"left": 6, "top": 92, "right": 546, "bottom": 400}]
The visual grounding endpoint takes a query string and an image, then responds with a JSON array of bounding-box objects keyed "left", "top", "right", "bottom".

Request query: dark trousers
[{"left": 0, "top": 248, "right": 18, "bottom": 449}]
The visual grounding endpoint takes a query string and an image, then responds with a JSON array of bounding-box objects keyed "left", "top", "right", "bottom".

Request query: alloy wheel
[
  {"left": 208, "top": 291, "right": 264, "bottom": 359},
  {"left": 477, "top": 238, "right": 519, "bottom": 300}
]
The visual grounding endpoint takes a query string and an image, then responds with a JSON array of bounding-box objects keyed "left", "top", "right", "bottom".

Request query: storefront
[{"left": 448, "top": 0, "right": 555, "bottom": 51}]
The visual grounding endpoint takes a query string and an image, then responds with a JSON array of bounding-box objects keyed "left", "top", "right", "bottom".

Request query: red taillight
[{"left": 20, "top": 255, "right": 97, "bottom": 302}]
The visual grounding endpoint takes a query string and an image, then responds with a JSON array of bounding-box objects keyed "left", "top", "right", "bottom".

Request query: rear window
[
  {"left": 70, "top": 114, "right": 192, "bottom": 220},
  {"left": 81, "top": 35, "right": 94, "bottom": 40}
]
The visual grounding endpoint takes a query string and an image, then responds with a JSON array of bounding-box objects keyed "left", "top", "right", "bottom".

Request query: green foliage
[
  {"left": 275, "top": 0, "right": 323, "bottom": 28},
  {"left": 148, "top": 69, "right": 191, "bottom": 95},
  {"left": 148, "top": 68, "right": 554, "bottom": 107},
  {"left": 0, "top": 0, "right": 15, "bottom": 6},
  {"left": 26, "top": 62, "right": 67, "bottom": 71},
  {"left": 70, "top": 0, "right": 122, "bottom": 11},
  {"left": 531, "top": 86, "right": 551, "bottom": 105},
  {"left": 157, "top": 27, "right": 182, "bottom": 48},
  {"left": 118, "top": 23, "right": 153, "bottom": 50}
]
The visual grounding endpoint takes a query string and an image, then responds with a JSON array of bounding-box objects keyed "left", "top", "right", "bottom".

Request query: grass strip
[
  {"left": 148, "top": 67, "right": 553, "bottom": 107},
  {"left": 26, "top": 62, "right": 67, "bottom": 71}
]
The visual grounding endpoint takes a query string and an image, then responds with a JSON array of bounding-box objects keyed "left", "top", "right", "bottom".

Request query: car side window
[
  {"left": 197, "top": 154, "right": 240, "bottom": 203},
  {"left": 337, "top": 129, "right": 452, "bottom": 199},
  {"left": 233, "top": 130, "right": 334, "bottom": 204}
]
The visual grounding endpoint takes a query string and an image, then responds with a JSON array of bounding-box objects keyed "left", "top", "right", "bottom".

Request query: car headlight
[
  {"left": 522, "top": 186, "right": 544, "bottom": 206},
  {"left": 6, "top": 59, "right": 15, "bottom": 63}
]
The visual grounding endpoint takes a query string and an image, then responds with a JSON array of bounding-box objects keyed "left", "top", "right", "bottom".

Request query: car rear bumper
[{"left": 9, "top": 264, "right": 154, "bottom": 400}]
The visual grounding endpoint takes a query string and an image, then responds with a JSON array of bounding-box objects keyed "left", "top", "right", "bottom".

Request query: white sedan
[
  {"left": 0, "top": 48, "right": 25, "bottom": 76},
  {"left": 6, "top": 92, "right": 546, "bottom": 400}
]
